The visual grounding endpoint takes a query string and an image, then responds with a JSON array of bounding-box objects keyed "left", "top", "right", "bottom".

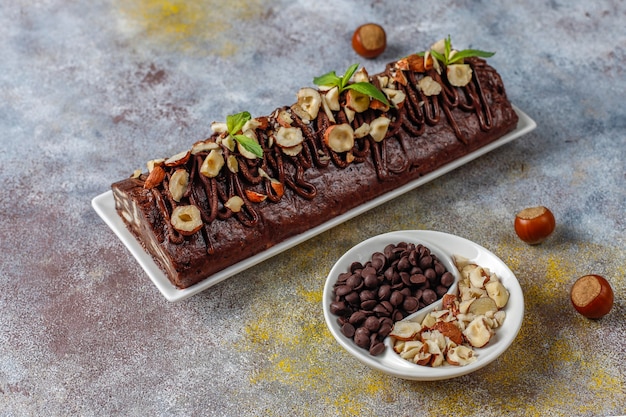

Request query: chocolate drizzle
[{"left": 147, "top": 58, "right": 499, "bottom": 251}]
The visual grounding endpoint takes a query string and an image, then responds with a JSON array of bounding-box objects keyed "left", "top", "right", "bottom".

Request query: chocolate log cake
[{"left": 112, "top": 39, "right": 519, "bottom": 289}]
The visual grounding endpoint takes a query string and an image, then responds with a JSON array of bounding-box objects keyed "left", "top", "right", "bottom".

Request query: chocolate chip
[
  {"left": 364, "top": 316, "right": 381, "bottom": 332},
  {"left": 400, "top": 271, "right": 412, "bottom": 286},
  {"left": 410, "top": 273, "right": 426, "bottom": 285},
  {"left": 424, "top": 268, "right": 437, "bottom": 282},
  {"left": 354, "top": 327, "right": 370, "bottom": 349},
  {"left": 341, "top": 322, "right": 355, "bottom": 338},
  {"left": 371, "top": 252, "right": 386, "bottom": 272},
  {"left": 350, "top": 262, "right": 364, "bottom": 273},
  {"left": 441, "top": 271, "right": 455, "bottom": 287},
  {"left": 402, "top": 296, "right": 419, "bottom": 312},
  {"left": 344, "top": 291, "right": 360, "bottom": 307},
  {"left": 349, "top": 311, "right": 367, "bottom": 325},
  {"left": 389, "top": 290, "right": 404, "bottom": 306},
  {"left": 378, "top": 322, "right": 392, "bottom": 338},
  {"left": 421, "top": 289, "right": 438, "bottom": 305},
  {"left": 346, "top": 273, "right": 363, "bottom": 290},
  {"left": 434, "top": 261, "right": 446, "bottom": 276},
  {"left": 359, "top": 290, "right": 376, "bottom": 302},
  {"left": 377, "top": 284, "right": 391, "bottom": 301},
  {"left": 397, "top": 256, "right": 411, "bottom": 271},
  {"left": 369, "top": 341, "right": 385, "bottom": 356},
  {"left": 363, "top": 273, "right": 379, "bottom": 289},
  {"left": 419, "top": 255, "right": 433, "bottom": 270},
  {"left": 436, "top": 285, "right": 449, "bottom": 297},
  {"left": 337, "top": 272, "right": 351, "bottom": 283},
  {"left": 334, "top": 285, "right": 352, "bottom": 297},
  {"left": 330, "top": 300, "right": 348, "bottom": 315}
]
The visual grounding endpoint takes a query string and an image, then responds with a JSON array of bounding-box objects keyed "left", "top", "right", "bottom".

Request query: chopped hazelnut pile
[{"left": 390, "top": 255, "right": 509, "bottom": 367}]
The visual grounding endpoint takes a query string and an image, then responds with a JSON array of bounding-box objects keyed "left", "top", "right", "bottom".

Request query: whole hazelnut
[
  {"left": 570, "top": 274, "right": 614, "bottom": 319},
  {"left": 352, "top": 23, "right": 386, "bottom": 59},
  {"left": 514, "top": 206, "right": 556, "bottom": 245}
]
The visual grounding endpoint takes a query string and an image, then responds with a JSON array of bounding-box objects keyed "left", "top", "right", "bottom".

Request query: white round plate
[{"left": 323, "top": 230, "right": 524, "bottom": 381}]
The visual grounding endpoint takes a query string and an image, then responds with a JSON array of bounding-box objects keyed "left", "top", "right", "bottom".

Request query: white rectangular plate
[{"left": 92, "top": 106, "right": 535, "bottom": 302}]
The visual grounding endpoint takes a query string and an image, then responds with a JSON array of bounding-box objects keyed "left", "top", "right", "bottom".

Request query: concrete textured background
[{"left": 1, "top": 0, "right": 624, "bottom": 416}]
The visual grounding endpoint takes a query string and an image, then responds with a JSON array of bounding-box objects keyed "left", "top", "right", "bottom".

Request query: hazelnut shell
[
  {"left": 514, "top": 206, "right": 556, "bottom": 245},
  {"left": 570, "top": 274, "right": 614, "bottom": 319},
  {"left": 352, "top": 23, "right": 386, "bottom": 59}
]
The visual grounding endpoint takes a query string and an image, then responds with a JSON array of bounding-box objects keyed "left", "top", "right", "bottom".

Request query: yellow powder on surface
[{"left": 117, "top": 0, "right": 264, "bottom": 55}]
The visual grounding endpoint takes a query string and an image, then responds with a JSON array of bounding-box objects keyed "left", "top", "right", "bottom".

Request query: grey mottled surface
[{"left": 1, "top": 0, "right": 624, "bottom": 416}]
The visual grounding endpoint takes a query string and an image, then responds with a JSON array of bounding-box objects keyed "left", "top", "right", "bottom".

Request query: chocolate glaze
[{"left": 112, "top": 57, "right": 518, "bottom": 289}]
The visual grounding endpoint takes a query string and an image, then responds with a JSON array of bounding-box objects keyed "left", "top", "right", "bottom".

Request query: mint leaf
[
  {"left": 314, "top": 63, "right": 391, "bottom": 108},
  {"left": 340, "top": 63, "right": 360, "bottom": 90},
  {"left": 233, "top": 134, "right": 263, "bottom": 158},
  {"left": 426, "top": 36, "right": 495, "bottom": 67},
  {"left": 313, "top": 71, "right": 341, "bottom": 87},
  {"left": 226, "top": 111, "right": 251, "bottom": 135},
  {"left": 429, "top": 50, "right": 446, "bottom": 65},
  {"left": 444, "top": 35, "right": 452, "bottom": 65},
  {"left": 346, "top": 82, "right": 390, "bottom": 107},
  {"left": 448, "top": 49, "right": 495, "bottom": 64},
  {"left": 313, "top": 63, "right": 360, "bottom": 91}
]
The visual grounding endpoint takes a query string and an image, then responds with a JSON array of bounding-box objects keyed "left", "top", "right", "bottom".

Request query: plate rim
[
  {"left": 322, "top": 230, "right": 525, "bottom": 381},
  {"left": 92, "top": 106, "right": 535, "bottom": 302}
]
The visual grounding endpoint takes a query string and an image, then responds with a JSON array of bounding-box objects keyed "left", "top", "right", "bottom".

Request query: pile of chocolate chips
[{"left": 330, "top": 242, "right": 455, "bottom": 356}]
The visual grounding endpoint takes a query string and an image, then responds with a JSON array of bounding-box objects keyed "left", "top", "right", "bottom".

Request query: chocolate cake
[{"left": 112, "top": 39, "right": 519, "bottom": 289}]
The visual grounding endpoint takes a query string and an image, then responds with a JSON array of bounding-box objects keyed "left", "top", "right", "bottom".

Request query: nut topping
[
  {"left": 321, "top": 94, "right": 337, "bottom": 123},
  {"left": 168, "top": 169, "right": 189, "bottom": 202},
  {"left": 270, "top": 179, "right": 285, "bottom": 199},
  {"left": 323, "top": 123, "right": 354, "bottom": 153},
  {"left": 147, "top": 158, "right": 165, "bottom": 173},
  {"left": 294, "top": 87, "right": 322, "bottom": 121},
  {"left": 242, "top": 117, "right": 262, "bottom": 132},
  {"left": 226, "top": 155, "right": 239, "bottom": 173},
  {"left": 191, "top": 140, "right": 220, "bottom": 155},
  {"left": 369, "top": 116, "right": 391, "bottom": 142},
  {"left": 382, "top": 88, "right": 406, "bottom": 107},
  {"left": 417, "top": 76, "right": 442, "bottom": 96},
  {"left": 324, "top": 86, "right": 340, "bottom": 111},
  {"left": 274, "top": 126, "right": 304, "bottom": 148},
  {"left": 352, "top": 67, "right": 369, "bottom": 83},
  {"left": 446, "top": 64, "right": 473, "bottom": 87},
  {"left": 164, "top": 150, "right": 191, "bottom": 167},
  {"left": 200, "top": 149, "right": 225, "bottom": 178},
  {"left": 343, "top": 105, "right": 356, "bottom": 123},
  {"left": 280, "top": 143, "right": 303, "bottom": 156},
  {"left": 276, "top": 109, "right": 293, "bottom": 127},
  {"left": 170, "top": 205, "right": 203, "bottom": 235},
  {"left": 354, "top": 123, "right": 371, "bottom": 139},
  {"left": 143, "top": 165, "right": 165, "bottom": 189},
  {"left": 396, "top": 54, "right": 434, "bottom": 72},
  {"left": 224, "top": 196, "right": 244, "bottom": 213},
  {"left": 345, "top": 89, "right": 370, "bottom": 113},
  {"left": 245, "top": 190, "right": 267, "bottom": 203},
  {"left": 210, "top": 121, "right": 228, "bottom": 134}
]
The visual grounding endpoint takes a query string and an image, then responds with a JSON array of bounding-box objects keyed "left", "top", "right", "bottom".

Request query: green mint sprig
[
  {"left": 226, "top": 111, "right": 263, "bottom": 158},
  {"left": 313, "top": 63, "right": 391, "bottom": 107},
  {"left": 423, "top": 35, "right": 495, "bottom": 66}
]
